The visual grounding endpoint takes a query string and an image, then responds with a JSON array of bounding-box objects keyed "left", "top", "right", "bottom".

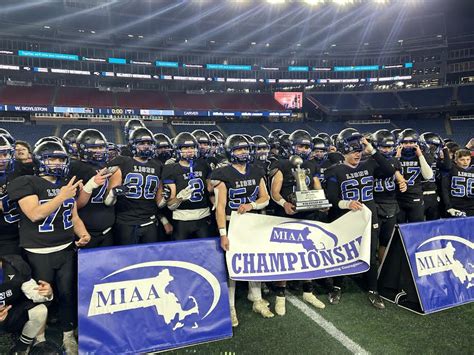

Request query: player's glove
[
  {"left": 176, "top": 185, "right": 194, "bottom": 201},
  {"left": 162, "top": 185, "right": 171, "bottom": 201},
  {"left": 113, "top": 184, "right": 130, "bottom": 196},
  {"left": 447, "top": 208, "right": 466, "bottom": 217}
]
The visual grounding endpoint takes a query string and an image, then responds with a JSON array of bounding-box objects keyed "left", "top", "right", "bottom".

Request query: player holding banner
[
  {"left": 211, "top": 134, "right": 274, "bottom": 327},
  {"left": 325, "top": 128, "right": 396, "bottom": 309}
]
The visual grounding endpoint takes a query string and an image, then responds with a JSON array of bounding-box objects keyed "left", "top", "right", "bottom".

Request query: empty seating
[
  {"left": 398, "top": 88, "right": 453, "bottom": 108},
  {"left": 116, "top": 91, "right": 170, "bottom": 109},
  {"left": 358, "top": 92, "right": 400, "bottom": 109},
  {"left": 457, "top": 85, "right": 474, "bottom": 105},
  {"left": 0, "top": 86, "right": 54, "bottom": 106},
  {"left": 55, "top": 87, "right": 115, "bottom": 107}
]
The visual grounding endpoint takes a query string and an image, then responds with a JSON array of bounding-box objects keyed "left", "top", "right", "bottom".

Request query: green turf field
[{"left": 1, "top": 279, "right": 472, "bottom": 354}]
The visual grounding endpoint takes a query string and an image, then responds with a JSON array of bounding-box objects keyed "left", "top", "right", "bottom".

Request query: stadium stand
[
  {"left": 167, "top": 92, "right": 214, "bottom": 110},
  {"left": 55, "top": 87, "right": 115, "bottom": 108},
  {"left": 450, "top": 119, "right": 474, "bottom": 146},
  {"left": 457, "top": 85, "right": 474, "bottom": 105},
  {"left": 357, "top": 92, "right": 401, "bottom": 109},
  {"left": 0, "top": 85, "right": 55, "bottom": 106},
  {"left": 116, "top": 90, "right": 171, "bottom": 109},
  {"left": 0, "top": 121, "right": 55, "bottom": 144},
  {"left": 397, "top": 87, "right": 453, "bottom": 108}
]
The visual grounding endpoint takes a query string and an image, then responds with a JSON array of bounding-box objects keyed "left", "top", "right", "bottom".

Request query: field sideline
[{"left": 3, "top": 278, "right": 470, "bottom": 354}]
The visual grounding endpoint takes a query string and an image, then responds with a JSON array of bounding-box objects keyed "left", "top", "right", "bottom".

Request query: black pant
[
  {"left": 378, "top": 215, "right": 397, "bottom": 247},
  {"left": 173, "top": 218, "right": 211, "bottom": 241},
  {"left": 423, "top": 193, "right": 440, "bottom": 221},
  {"left": 25, "top": 246, "right": 76, "bottom": 332},
  {"left": 397, "top": 198, "right": 425, "bottom": 223},
  {"left": 114, "top": 223, "right": 158, "bottom": 245},
  {"left": 83, "top": 229, "right": 114, "bottom": 249}
]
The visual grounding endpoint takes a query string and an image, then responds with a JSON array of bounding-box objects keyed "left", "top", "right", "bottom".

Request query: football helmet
[
  {"left": 128, "top": 127, "right": 156, "bottom": 159},
  {"left": 62, "top": 128, "right": 82, "bottom": 156},
  {"left": 76, "top": 129, "right": 108, "bottom": 164},
  {"left": 174, "top": 132, "right": 199, "bottom": 161},
  {"left": 0, "top": 134, "right": 14, "bottom": 176},
  {"left": 225, "top": 134, "right": 251, "bottom": 164},
  {"left": 33, "top": 141, "right": 70, "bottom": 178},
  {"left": 336, "top": 128, "right": 364, "bottom": 154},
  {"left": 154, "top": 133, "right": 174, "bottom": 161},
  {"left": 289, "top": 130, "right": 313, "bottom": 160}
]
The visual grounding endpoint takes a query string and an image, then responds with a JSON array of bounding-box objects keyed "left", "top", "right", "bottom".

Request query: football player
[
  {"left": 8, "top": 140, "right": 90, "bottom": 354},
  {"left": 106, "top": 127, "right": 164, "bottom": 245},
  {"left": 270, "top": 130, "right": 326, "bottom": 315},
  {"left": 72, "top": 129, "right": 115, "bottom": 248},
  {"left": 419, "top": 132, "right": 451, "bottom": 220},
  {"left": 0, "top": 255, "right": 53, "bottom": 353},
  {"left": 211, "top": 134, "right": 273, "bottom": 326},
  {"left": 395, "top": 129, "right": 434, "bottom": 223},
  {"left": 162, "top": 132, "right": 212, "bottom": 240},
  {"left": 372, "top": 130, "right": 407, "bottom": 261},
  {"left": 441, "top": 149, "right": 474, "bottom": 217},
  {"left": 62, "top": 129, "right": 82, "bottom": 160},
  {"left": 325, "top": 128, "right": 396, "bottom": 309},
  {"left": 0, "top": 134, "right": 23, "bottom": 256}
]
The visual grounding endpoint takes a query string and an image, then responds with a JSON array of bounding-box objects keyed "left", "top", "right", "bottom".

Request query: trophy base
[{"left": 289, "top": 190, "right": 332, "bottom": 212}]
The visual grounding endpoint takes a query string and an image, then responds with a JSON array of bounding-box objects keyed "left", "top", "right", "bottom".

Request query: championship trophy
[{"left": 288, "top": 155, "right": 332, "bottom": 212}]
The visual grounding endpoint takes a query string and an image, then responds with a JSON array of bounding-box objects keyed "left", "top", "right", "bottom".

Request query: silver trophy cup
[{"left": 288, "top": 155, "right": 332, "bottom": 212}]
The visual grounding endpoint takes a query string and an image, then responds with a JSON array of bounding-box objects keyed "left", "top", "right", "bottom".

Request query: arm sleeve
[{"left": 419, "top": 154, "right": 434, "bottom": 180}]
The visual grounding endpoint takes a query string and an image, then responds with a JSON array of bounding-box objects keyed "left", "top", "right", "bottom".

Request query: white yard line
[{"left": 287, "top": 293, "right": 370, "bottom": 355}]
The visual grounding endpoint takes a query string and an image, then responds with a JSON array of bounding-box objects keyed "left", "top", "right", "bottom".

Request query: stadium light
[
  {"left": 266, "top": 0, "right": 286, "bottom": 4},
  {"left": 373, "top": 0, "right": 389, "bottom": 4},
  {"left": 304, "top": 0, "right": 324, "bottom": 5},
  {"left": 333, "top": 0, "right": 354, "bottom": 5}
]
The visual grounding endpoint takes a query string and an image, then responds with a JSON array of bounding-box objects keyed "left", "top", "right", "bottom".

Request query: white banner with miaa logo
[{"left": 227, "top": 208, "right": 372, "bottom": 281}]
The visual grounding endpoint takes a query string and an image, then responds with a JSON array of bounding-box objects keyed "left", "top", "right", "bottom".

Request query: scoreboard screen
[{"left": 274, "top": 92, "right": 303, "bottom": 109}]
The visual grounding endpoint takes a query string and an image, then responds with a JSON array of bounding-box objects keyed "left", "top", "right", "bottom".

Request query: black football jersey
[
  {"left": 69, "top": 160, "right": 115, "bottom": 233},
  {"left": 108, "top": 156, "right": 162, "bottom": 225},
  {"left": 0, "top": 167, "right": 23, "bottom": 242},
  {"left": 8, "top": 176, "right": 76, "bottom": 248},
  {"left": 210, "top": 164, "right": 265, "bottom": 217},
  {"left": 397, "top": 153, "right": 433, "bottom": 202},
  {"left": 162, "top": 159, "right": 211, "bottom": 211},
  {"left": 277, "top": 159, "right": 318, "bottom": 201},
  {"left": 374, "top": 157, "right": 401, "bottom": 204},
  {"left": 326, "top": 151, "right": 395, "bottom": 219},
  {"left": 422, "top": 149, "right": 451, "bottom": 192},
  {"left": 441, "top": 165, "right": 474, "bottom": 213},
  {"left": 312, "top": 158, "right": 334, "bottom": 186}
]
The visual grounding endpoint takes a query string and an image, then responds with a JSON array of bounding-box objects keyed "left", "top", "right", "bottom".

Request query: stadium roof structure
[{"left": 0, "top": 0, "right": 473, "bottom": 57}]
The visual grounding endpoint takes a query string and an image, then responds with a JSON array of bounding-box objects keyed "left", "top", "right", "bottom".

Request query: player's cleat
[
  {"left": 252, "top": 300, "right": 274, "bottom": 318},
  {"left": 62, "top": 334, "right": 78, "bottom": 355},
  {"left": 368, "top": 291, "right": 385, "bottom": 309},
  {"left": 303, "top": 292, "right": 326, "bottom": 309},
  {"left": 230, "top": 306, "right": 239, "bottom": 327},
  {"left": 328, "top": 286, "right": 342, "bottom": 305},
  {"left": 247, "top": 293, "right": 270, "bottom": 307},
  {"left": 275, "top": 296, "right": 286, "bottom": 316}
]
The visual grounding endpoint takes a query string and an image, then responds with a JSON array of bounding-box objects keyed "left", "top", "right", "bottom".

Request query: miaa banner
[
  {"left": 78, "top": 238, "right": 232, "bottom": 354},
  {"left": 379, "top": 217, "right": 473, "bottom": 314},
  {"left": 227, "top": 207, "right": 372, "bottom": 281}
]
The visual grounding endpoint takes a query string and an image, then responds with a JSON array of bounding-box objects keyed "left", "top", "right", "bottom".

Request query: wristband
[
  {"left": 159, "top": 216, "right": 170, "bottom": 225},
  {"left": 219, "top": 228, "right": 227, "bottom": 237},
  {"left": 250, "top": 201, "right": 257, "bottom": 209},
  {"left": 277, "top": 198, "right": 287, "bottom": 207},
  {"left": 83, "top": 178, "right": 100, "bottom": 194}
]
